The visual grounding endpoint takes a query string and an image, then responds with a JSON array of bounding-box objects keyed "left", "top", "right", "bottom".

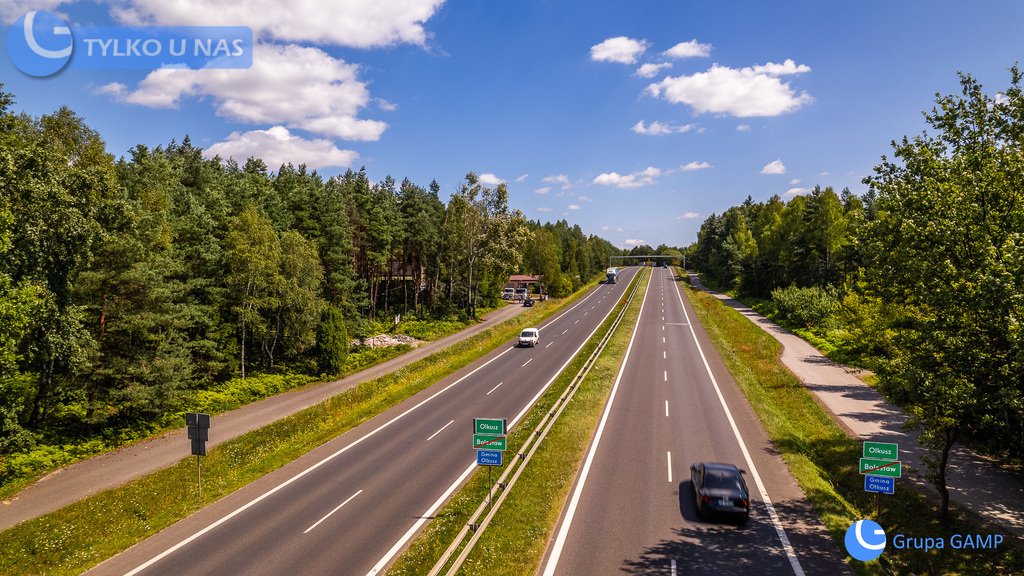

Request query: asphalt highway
[
  {"left": 540, "top": 267, "right": 850, "bottom": 575},
  {"left": 87, "top": 268, "right": 639, "bottom": 576}
]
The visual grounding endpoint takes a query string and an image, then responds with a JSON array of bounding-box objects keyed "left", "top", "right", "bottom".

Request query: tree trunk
[{"left": 937, "top": 428, "right": 957, "bottom": 525}]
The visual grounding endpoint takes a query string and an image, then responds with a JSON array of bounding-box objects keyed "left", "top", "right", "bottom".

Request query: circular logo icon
[
  {"left": 8, "top": 11, "right": 74, "bottom": 77},
  {"left": 845, "top": 519, "right": 886, "bottom": 561}
]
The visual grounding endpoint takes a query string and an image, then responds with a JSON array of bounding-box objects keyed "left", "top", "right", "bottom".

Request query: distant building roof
[{"left": 509, "top": 275, "right": 542, "bottom": 282}]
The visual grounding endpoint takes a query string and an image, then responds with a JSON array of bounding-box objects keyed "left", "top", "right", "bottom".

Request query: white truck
[{"left": 606, "top": 267, "right": 618, "bottom": 284}]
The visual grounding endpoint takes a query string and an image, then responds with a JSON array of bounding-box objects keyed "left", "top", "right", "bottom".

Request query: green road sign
[
  {"left": 863, "top": 441, "right": 899, "bottom": 460},
  {"left": 859, "top": 458, "right": 901, "bottom": 478},
  {"left": 474, "top": 418, "right": 507, "bottom": 435},
  {"left": 473, "top": 434, "right": 507, "bottom": 451}
]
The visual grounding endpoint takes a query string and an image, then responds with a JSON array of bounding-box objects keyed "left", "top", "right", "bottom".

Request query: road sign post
[
  {"left": 473, "top": 418, "right": 507, "bottom": 515},
  {"left": 186, "top": 412, "right": 211, "bottom": 497}
]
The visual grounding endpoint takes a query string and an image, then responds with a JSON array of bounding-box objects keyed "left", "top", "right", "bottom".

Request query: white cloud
[
  {"left": 534, "top": 186, "right": 551, "bottom": 195},
  {"left": 108, "top": 0, "right": 444, "bottom": 48},
  {"left": 616, "top": 227, "right": 625, "bottom": 233},
  {"left": 761, "top": 160, "right": 787, "bottom": 175},
  {"left": 635, "top": 62, "right": 672, "bottom": 78},
  {"left": 995, "top": 93, "right": 1010, "bottom": 105},
  {"left": 536, "top": 207, "right": 553, "bottom": 213},
  {"left": 515, "top": 173, "right": 529, "bottom": 182},
  {"left": 205, "top": 126, "right": 358, "bottom": 169},
  {"left": 624, "top": 239, "right": 647, "bottom": 246},
  {"left": 590, "top": 36, "right": 649, "bottom": 65},
  {"left": 568, "top": 204, "right": 581, "bottom": 210},
  {"left": 647, "top": 59, "right": 813, "bottom": 117},
  {"left": 676, "top": 211, "right": 702, "bottom": 220},
  {"left": 680, "top": 161, "right": 711, "bottom": 172},
  {"left": 736, "top": 124, "right": 751, "bottom": 132},
  {"left": 820, "top": 171, "right": 831, "bottom": 176},
  {"left": 376, "top": 98, "right": 398, "bottom": 111},
  {"left": 478, "top": 173, "right": 504, "bottom": 186},
  {"left": 784, "top": 187, "right": 811, "bottom": 197},
  {"left": 1, "top": 0, "right": 65, "bottom": 23},
  {"left": 631, "top": 120, "right": 696, "bottom": 135},
  {"left": 577, "top": 195, "right": 591, "bottom": 202},
  {"left": 103, "top": 43, "right": 387, "bottom": 141},
  {"left": 541, "top": 174, "right": 572, "bottom": 190},
  {"left": 662, "top": 39, "right": 712, "bottom": 59},
  {"left": 593, "top": 166, "right": 660, "bottom": 189},
  {"left": 601, "top": 225, "right": 610, "bottom": 231},
  {"left": 789, "top": 178, "right": 801, "bottom": 185}
]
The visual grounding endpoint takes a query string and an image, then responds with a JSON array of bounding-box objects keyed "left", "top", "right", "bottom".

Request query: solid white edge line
[
  {"left": 541, "top": 270, "right": 650, "bottom": 576},
  {"left": 672, "top": 278, "right": 806, "bottom": 576},
  {"left": 426, "top": 420, "right": 455, "bottom": 442},
  {"left": 124, "top": 281, "right": 612, "bottom": 576},
  {"left": 303, "top": 490, "right": 363, "bottom": 534},
  {"left": 367, "top": 270, "right": 637, "bottom": 576},
  {"left": 667, "top": 451, "right": 673, "bottom": 483}
]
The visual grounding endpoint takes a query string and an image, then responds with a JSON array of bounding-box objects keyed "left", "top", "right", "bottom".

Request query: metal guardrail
[{"left": 427, "top": 267, "right": 647, "bottom": 576}]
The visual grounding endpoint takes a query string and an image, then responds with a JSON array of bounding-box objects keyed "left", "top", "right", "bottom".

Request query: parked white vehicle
[
  {"left": 518, "top": 328, "right": 540, "bottom": 347},
  {"left": 502, "top": 287, "right": 515, "bottom": 300}
]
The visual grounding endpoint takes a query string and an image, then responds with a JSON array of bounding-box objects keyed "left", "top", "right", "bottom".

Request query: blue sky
[{"left": 3, "top": 1, "right": 1022, "bottom": 248}]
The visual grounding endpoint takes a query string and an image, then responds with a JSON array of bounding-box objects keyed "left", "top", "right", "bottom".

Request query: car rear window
[{"left": 705, "top": 471, "right": 742, "bottom": 490}]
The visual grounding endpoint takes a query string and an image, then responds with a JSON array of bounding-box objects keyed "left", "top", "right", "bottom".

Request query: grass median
[
  {"left": 679, "top": 276, "right": 1024, "bottom": 576},
  {"left": 0, "top": 284, "right": 597, "bottom": 576},
  {"left": 386, "top": 268, "right": 648, "bottom": 576}
]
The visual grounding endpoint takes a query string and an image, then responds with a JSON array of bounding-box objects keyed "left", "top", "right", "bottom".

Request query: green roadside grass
[
  {"left": 386, "top": 269, "right": 648, "bottom": 576},
  {"left": 680, "top": 277, "right": 1024, "bottom": 576},
  {"left": 0, "top": 284, "right": 595, "bottom": 576}
]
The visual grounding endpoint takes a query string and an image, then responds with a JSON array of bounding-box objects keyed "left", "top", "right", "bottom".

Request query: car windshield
[
  {"left": 704, "top": 471, "right": 742, "bottom": 491},
  {"left": 521, "top": 330, "right": 535, "bottom": 337}
]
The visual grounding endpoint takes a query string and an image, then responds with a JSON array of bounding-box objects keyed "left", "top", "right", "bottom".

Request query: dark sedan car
[
  {"left": 691, "top": 462, "right": 750, "bottom": 520},
  {"left": 522, "top": 297, "right": 534, "bottom": 307}
]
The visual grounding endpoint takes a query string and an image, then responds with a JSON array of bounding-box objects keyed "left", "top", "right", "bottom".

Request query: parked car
[
  {"left": 691, "top": 462, "right": 750, "bottom": 520},
  {"left": 518, "top": 327, "right": 540, "bottom": 347},
  {"left": 514, "top": 287, "right": 528, "bottom": 301},
  {"left": 502, "top": 287, "right": 515, "bottom": 300},
  {"left": 522, "top": 297, "right": 534, "bottom": 307}
]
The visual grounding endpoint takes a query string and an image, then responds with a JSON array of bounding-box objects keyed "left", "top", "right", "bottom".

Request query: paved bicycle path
[
  {"left": 688, "top": 274, "right": 1024, "bottom": 538},
  {"left": 0, "top": 304, "right": 529, "bottom": 531}
]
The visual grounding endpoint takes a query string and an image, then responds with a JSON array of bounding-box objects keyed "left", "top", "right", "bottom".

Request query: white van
[{"left": 518, "top": 328, "right": 540, "bottom": 347}]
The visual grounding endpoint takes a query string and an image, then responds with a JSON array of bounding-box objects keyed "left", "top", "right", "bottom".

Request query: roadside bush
[{"left": 770, "top": 284, "right": 837, "bottom": 329}]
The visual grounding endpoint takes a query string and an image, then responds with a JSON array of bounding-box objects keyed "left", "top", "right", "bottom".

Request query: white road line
[
  {"left": 426, "top": 420, "right": 454, "bottom": 442},
  {"left": 671, "top": 278, "right": 805, "bottom": 575},
  {"left": 662, "top": 315, "right": 665, "bottom": 321},
  {"left": 486, "top": 382, "right": 503, "bottom": 395},
  {"left": 584, "top": 311, "right": 588, "bottom": 316},
  {"left": 303, "top": 490, "right": 363, "bottom": 534},
  {"left": 522, "top": 358, "right": 533, "bottom": 368},
  {"left": 663, "top": 351, "right": 666, "bottom": 359},
  {"left": 665, "top": 400, "right": 669, "bottom": 417},
  {"left": 561, "top": 329, "right": 568, "bottom": 335},
  {"left": 663, "top": 336, "right": 665, "bottom": 344},
  {"left": 542, "top": 268, "right": 650, "bottom": 576},
  {"left": 664, "top": 370, "right": 667, "bottom": 382},
  {"left": 667, "top": 452, "right": 673, "bottom": 483},
  {"left": 575, "top": 320, "right": 579, "bottom": 324},
  {"left": 545, "top": 342, "right": 553, "bottom": 349}
]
